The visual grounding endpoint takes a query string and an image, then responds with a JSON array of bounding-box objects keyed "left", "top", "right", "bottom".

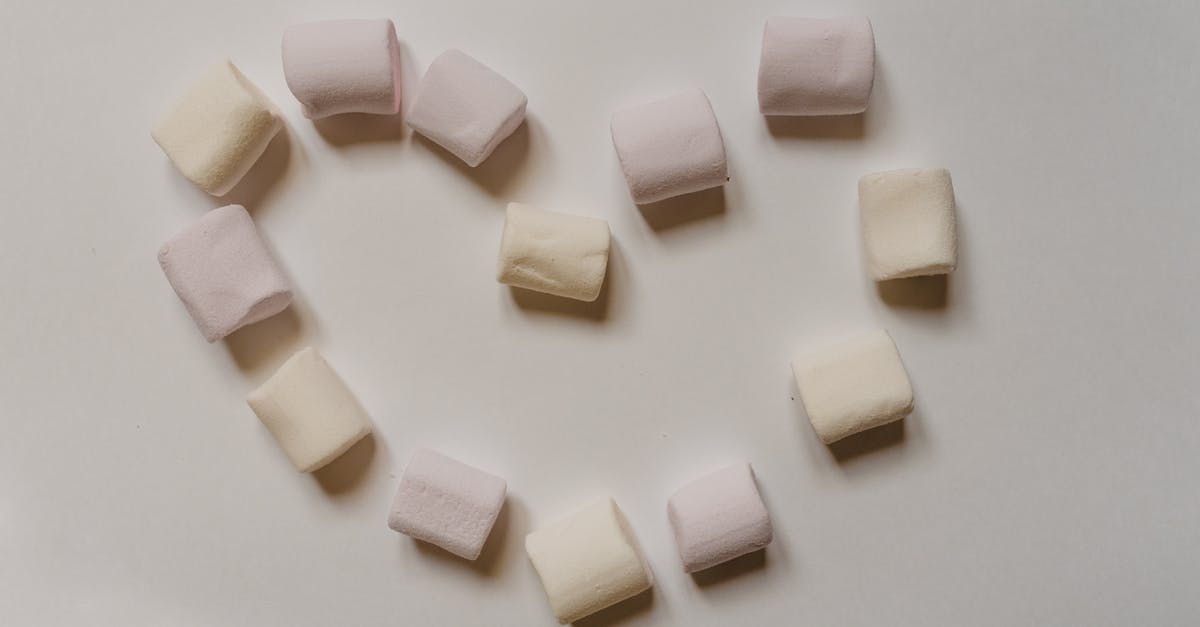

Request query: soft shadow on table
[
  {"left": 223, "top": 305, "right": 310, "bottom": 373},
  {"left": 218, "top": 128, "right": 299, "bottom": 210},
  {"left": 876, "top": 274, "right": 949, "bottom": 309},
  {"left": 637, "top": 185, "right": 726, "bottom": 231},
  {"left": 313, "top": 432, "right": 377, "bottom": 495},
  {"left": 765, "top": 113, "right": 865, "bottom": 139},
  {"left": 508, "top": 240, "right": 620, "bottom": 322},
  {"left": 412, "top": 495, "right": 528, "bottom": 577},
  {"left": 414, "top": 118, "right": 533, "bottom": 198},
  {"left": 691, "top": 549, "right": 768, "bottom": 587},
  {"left": 828, "top": 419, "right": 907, "bottom": 462},
  {"left": 574, "top": 587, "right": 655, "bottom": 627}
]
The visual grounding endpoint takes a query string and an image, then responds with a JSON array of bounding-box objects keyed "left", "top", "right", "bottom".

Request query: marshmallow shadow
[{"left": 636, "top": 185, "right": 726, "bottom": 231}]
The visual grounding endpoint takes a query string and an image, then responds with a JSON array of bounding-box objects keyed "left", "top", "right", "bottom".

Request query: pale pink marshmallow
[
  {"left": 281, "top": 19, "right": 402, "bottom": 119},
  {"left": 758, "top": 17, "right": 876, "bottom": 116},
  {"left": 610, "top": 89, "right": 728, "bottom": 204},
  {"left": 388, "top": 449, "right": 507, "bottom": 560},
  {"left": 667, "top": 463, "right": 773, "bottom": 573},
  {"left": 406, "top": 49, "right": 527, "bottom": 167},
  {"left": 158, "top": 205, "right": 292, "bottom": 342}
]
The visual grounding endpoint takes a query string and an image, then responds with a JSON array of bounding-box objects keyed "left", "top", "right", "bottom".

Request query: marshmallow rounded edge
[
  {"left": 791, "top": 330, "right": 914, "bottom": 444},
  {"left": 281, "top": 19, "right": 402, "bottom": 119},
  {"left": 758, "top": 16, "right": 875, "bottom": 116}
]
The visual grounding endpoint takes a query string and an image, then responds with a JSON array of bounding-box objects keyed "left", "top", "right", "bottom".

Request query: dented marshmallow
[
  {"left": 859, "top": 167, "right": 958, "bottom": 281},
  {"left": 407, "top": 49, "right": 527, "bottom": 167},
  {"left": 152, "top": 61, "right": 283, "bottom": 195},
  {"left": 497, "top": 203, "right": 611, "bottom": 302},
  {"left": 526, "top": 498, "right": 653, "bottom": 624},
  {"left": 758, "top": 17, "right": 876, "bottom": 116},
  {"left": 792, "top": 330, "right": 914, "bottom": 444},
  {"left": 388, "top": 449, "right": 507, "bottom": 560},
  {"left": 281, "top": 19, "right": 402, "bottom": 119},
  {"left": 248, "top": 347, "right": 373, "bottom": 472},
  {"left": 610, "top": 89, "right": 728, "bottom": 204},
  {"left": 158, "top": 205, "right": 292, "bottom": 342}
]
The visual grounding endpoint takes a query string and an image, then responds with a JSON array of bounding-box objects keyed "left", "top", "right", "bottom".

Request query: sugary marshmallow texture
[
  {"left": 388, "top": 449, "right": 507, "bottom": 560},
  {"left": 667, "top": 463, "right": 773, "bottom": 573},
  {"left": 152, "top": 61, "right": 283, "bottom": 195},
  {"left": 792, "top": 330, "right": 914, "bottom": 444},
  {"left": 526, "top": 498, "right": 654, "bottom": 624},
  {"left": 281, "top": 19, "right": 402, "bottom": 119},
  {"left": 758, "top": 17, "right": 875, "bottom": 116},
  {"left": 158, "top": 205, "right": 292, "bottom": 342},
  {"left": 406, "top": 49, "right": 527, "bottom": 167},
  {"left": 497, "top": 203, "right": 611, "bottom": 302},
  {"left": 611, "top": 88, "right": 728, "bottom": 204},
  {"left": 247, "top": 347, "right": 373, "bottom": 472},
  {"left": 859, "top": 168, "right": 958, "bottom": 281}
]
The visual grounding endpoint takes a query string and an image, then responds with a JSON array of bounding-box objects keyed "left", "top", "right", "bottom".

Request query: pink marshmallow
[
  {"left": 158, "top": 205, "right": 292, "bottom": 342},
  {"left": 406, "top": 50, "right": 527, "bottom": 167},
  {"left": 667, "top": 463, "right": 773, "bottom": 573},
  {"left": 758, "top": 16, "right": 876, "bottom": 116},
  {"left": 387, "top": 449, "right": 507, "bottom": 561},
  {"left": 281, "top": 19, "right": 402, "bottom": 119},
  {"left": 610, "top": 88, "right": 728, "bottom": 204}
]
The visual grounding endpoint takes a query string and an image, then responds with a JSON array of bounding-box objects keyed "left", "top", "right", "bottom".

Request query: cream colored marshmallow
[
  {"left": 152, "top": 61, "right": 283, "bottom": 196},
  {"left": 859, "top": 168, "right": 958, "bottom": 281},
  {"left": 791, "top": 330, "right": 914, "bottom": 444},
  {"left": 497, "top": 203, "right": 611, "bottom": 302},
  {"left": 248, "top": 347, "right": 372, "bottom": 472},
  {"left": 526, "top": 498, "right": 653, "bottom": 624}
]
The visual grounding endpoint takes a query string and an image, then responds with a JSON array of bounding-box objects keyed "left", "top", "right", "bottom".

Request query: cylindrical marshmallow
[
  {"left": 497, "top": 203, "right": 611, "bottom": 302},
  {"left": 610, "top": 88, "right": 728, "bottom": 204},
  {"left": 859, "top": 168, "right": 958, "bottom": 281},
  {"left": 281, "top": 19, "right": 402, "bottom": 119},
  {"left": 758, "top": 16, "right": 876, "bottom": 116},
  {"left": 668, "top": 463, "right": 773, "bottom": 573}
]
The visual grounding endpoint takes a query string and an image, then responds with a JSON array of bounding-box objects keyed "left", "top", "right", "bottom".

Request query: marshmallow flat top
[
  {"left": 158, "top": 204, "right": 292, "bottom": 342},
  {"left": 859, "top": 168, "right": 958, "bottom": 281},
  {"left": 406, "top": 49, "right": 527, "bottom": 167},
  {"left": 610, "top": 88, "right": 728, "bottom": 204},
  {"left": 792, "top": 330, "right": 914, "bottom": 444},
  {"left": 758, "top": 16, "right": 875, "bottom": 116},
  {"left": 282, "top": 19, "right": 402, "bottom": 119},
  {"left": 152, "top": 61, "right": 282, "bottom": 195},
  {"left": 388, "top": 448, "right": 507, "bottom": 560},
  {"left": 497, "top": 203, "right": 611, "bottom": 302},
  {"left": 526, "top": 498, "right": 654, "bottom": 624},
  {"left": 247, "top": 347, "right": 373, "bottom": 472},
  {"left": 667, "top": 463, "right": 773, "bottom": 573}
]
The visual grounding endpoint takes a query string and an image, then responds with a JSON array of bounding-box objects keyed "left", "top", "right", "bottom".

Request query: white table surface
[{"left": 3, "top": 0, "right": 1198, "bottom": 625}]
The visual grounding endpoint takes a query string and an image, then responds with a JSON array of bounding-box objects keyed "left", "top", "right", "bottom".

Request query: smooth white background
[{"left": 2, "top": 0, "right": 1197, "bottom": 625}]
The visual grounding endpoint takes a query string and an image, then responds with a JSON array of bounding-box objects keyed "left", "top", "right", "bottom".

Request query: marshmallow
[
  {"left": 859, "top": 168, "right": 958, "bottom": 281},
  {"left": 247, "top": 347, "right": 373, "bottom": 472},
  {"left": 757, "top": 17, "right": 875, "bottom": 116},
  {"left": 281, "top": 19, "right": 402, "bottom": 119},
  {"left": 610, "top": 89, "right": 728, "bottom": 204},
  {"left": 158, "top": 205, "right": 292, "bottom": 342},
  {"left": 497, "top": 203, "right": 611, "bottom": 302},
  {"left": 152, "top": 61, "right": 283, "bottom": 195},
  {"left": 387, "top": 449, "right": 507, "bottom": 560},
  {"left": 406, "top": 49, "right": 527, "bottom": 167},
  {"left": 791, "top": 330, "right": 913, "bottom": 444},
  {"left": 526, "top": 498, "right": 653, "bottom": 624},
  {"left": 667, "top": 463, "right": 773, "bottom": 573}
]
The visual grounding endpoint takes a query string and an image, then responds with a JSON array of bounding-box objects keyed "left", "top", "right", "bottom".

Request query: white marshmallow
[
  {"left": 152, "top": 61, "right": 283, "bottom": 196},
  {"left": 406, "top": 49, "right": 527, "bottom": 167},
  {"left": 497, "top": 203, "right": 611, "bottom": 302},
  {"left": 791, "top": 330, "right": 913, "bottom": 444},
  {"left": 247, "top": 347, "right": 373, "bottom": 472},
  {"left": 610, "top": 88, "right": 728, "bottom": 204},
  {"left": 526, "top": 498, "right": 654, "bottom": 624},
  {"left": 387, "top": 449, "right": 507, "bottom": 561},
  {"left": 859, "top": 168, "right": 958, "bottom": 281}
]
